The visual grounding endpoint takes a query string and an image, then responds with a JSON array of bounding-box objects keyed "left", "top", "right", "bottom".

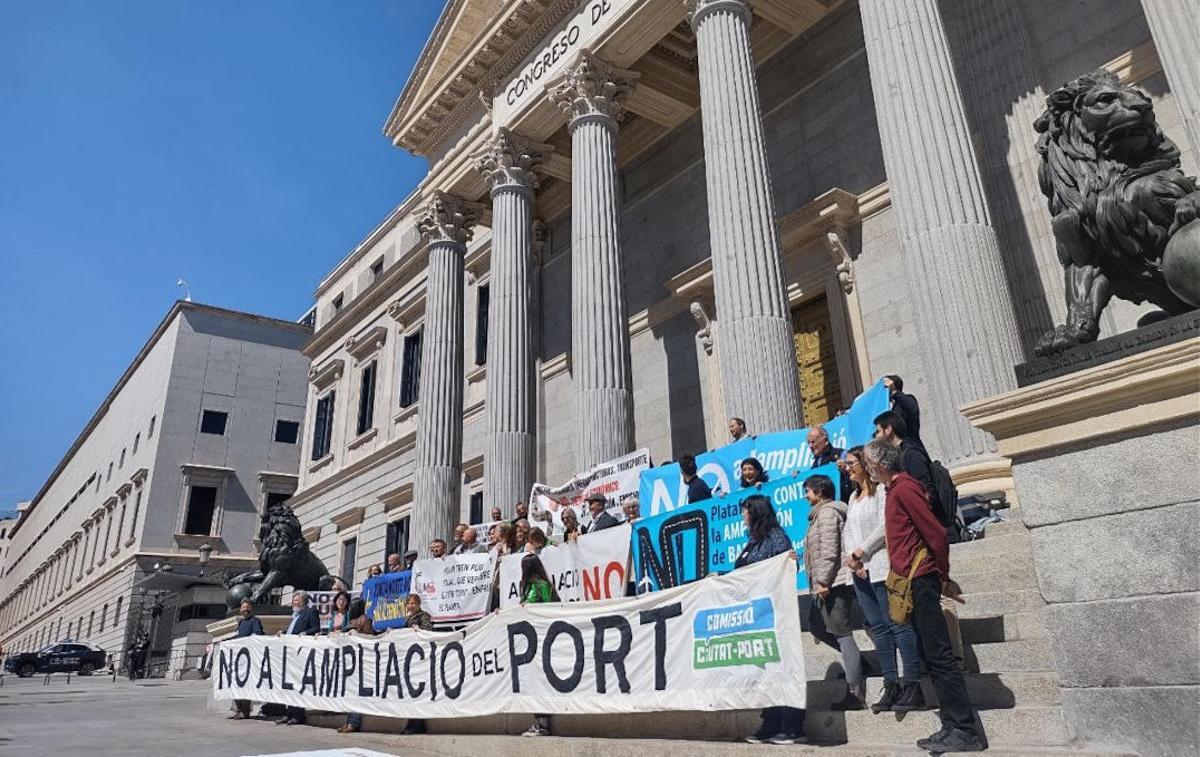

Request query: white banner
[
  {"left": 411, "top": 552, "right": 494, "bottom": 624},
  {"left": 213, "top": 554, "right": 805, "bottom": 718},
  {"left": 498, "top": 524, "right": 631, "bottom": 609},
  {"left": 529, "top": 448, "right": 649, "bottom": 531}
]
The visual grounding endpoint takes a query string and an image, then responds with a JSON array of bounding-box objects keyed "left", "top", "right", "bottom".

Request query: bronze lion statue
[
  {"left": 1034, "top": 69, "right": 1200, "bottom": 356},
  {"left": 225, "top": 499, "right": 338, "bottom": 609}
]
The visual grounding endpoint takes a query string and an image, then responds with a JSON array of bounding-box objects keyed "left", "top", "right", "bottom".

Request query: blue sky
[{"left": 0, "top": 1, "right": 444, "bottom": 506}]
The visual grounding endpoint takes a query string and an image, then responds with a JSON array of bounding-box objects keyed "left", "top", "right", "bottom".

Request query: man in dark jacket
[
  {"left": 863, "top": 440, "right": 981, "bottom": 753},
  {"left": 884, "top": 375, "right": 925, "bottom": 452},
  {"left": 229, "top": 600, "right": 264, "bottom": 720},
  {"left": 276, "top": 591, "right": 320, "bottom": 725},
  {"left": 807, "top": 427, "right": 851, "bottom": 498},
  {"left": 680, "top": 454, "right": 712, "bottom": 504},
  {"left": 581, "top": 494, "right": 619, "bottom": 533},
  {"left": 873, "top": 411, "right": 936, "bottom": 498}
]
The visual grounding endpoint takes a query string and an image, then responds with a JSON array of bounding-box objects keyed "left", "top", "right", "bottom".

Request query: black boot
[
  {"left": 871, "top": 682, "right": 901, "bottom": 713},
  {"left": 892, "top": 682, "right": 927, "bottom": 712}
]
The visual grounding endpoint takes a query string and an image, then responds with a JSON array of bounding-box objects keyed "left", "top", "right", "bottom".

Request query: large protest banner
[
  {"left": 639, "top": 381, "right": 889, "bottom": 516},
  {"left": 529, "top": 448, "right": 650, "bottom": 530},
  {"left": 497, "top": 524, "right": 631, "bottom": 609},
  {"left": 411, "top": 552, "right": 494, "bottom": 624},
  {"left": 213, "top": 553, "right": 805, "bottom": 718},
  {"left": 630, "top": 464, "right": 840, "bottom": 594},
  {"left": 363, "top": 571, "right": 413, "bottom": 630}
]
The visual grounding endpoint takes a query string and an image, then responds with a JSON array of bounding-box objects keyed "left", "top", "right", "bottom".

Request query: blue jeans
[
  {"left": 346, "top": 712, "right": 362, "bottom": 728},
  {"left": 853, "top": 574, "right": 920, "bottom": 685}
]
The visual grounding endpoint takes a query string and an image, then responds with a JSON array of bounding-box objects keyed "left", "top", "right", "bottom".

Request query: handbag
[{"left": 885, "top": 546, "right": 928, "bottom": 624}]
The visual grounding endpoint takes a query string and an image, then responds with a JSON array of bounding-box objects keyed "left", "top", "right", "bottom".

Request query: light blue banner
[
  {"left": 638, "top": 379, "right": 890, "bottom": 517},
  {"left": 631, "top": 463, "right": 841, "bottom": 594}
]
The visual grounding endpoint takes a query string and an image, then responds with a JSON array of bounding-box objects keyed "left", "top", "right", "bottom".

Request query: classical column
[
  {"left": 686, "top": 0, "right": 803, "bottom": 436},
  {"left": 474, "top": 129, "right": 551, "bottom": 514},
  {"left": 859, "top": 0, "right": 1023, "bottom": 467},
  {"left": 1141, "top": 0, "right": 1199, "bottom": 158},
  {"left": 547, "top": 51, "right": 637, "bottom": 470},
  {"left": 412, "top": 191, "right": 480, "bottom": 555}
]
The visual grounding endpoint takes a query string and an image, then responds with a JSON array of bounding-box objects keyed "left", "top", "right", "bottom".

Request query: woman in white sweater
[{"left": 842, "top": 445, "right": 925, "bottom": 714}]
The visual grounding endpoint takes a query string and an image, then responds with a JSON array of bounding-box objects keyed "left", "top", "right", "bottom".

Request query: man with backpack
[{"left": 873, "top": 411, "right": 962, "bottom": 543}]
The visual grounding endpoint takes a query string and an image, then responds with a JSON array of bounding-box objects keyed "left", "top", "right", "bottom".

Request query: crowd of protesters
[{"left": 224, "top": 375, "right": 982, "bottom": 752}]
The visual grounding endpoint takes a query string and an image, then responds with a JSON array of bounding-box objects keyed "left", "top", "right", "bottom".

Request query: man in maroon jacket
[{"left": 862, "top": 440, "right": 983, "bottom": 753}]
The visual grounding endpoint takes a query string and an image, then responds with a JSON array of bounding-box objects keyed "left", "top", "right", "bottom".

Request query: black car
[{"left": 4, "top": 642, "right": 108, "bottom": 677}]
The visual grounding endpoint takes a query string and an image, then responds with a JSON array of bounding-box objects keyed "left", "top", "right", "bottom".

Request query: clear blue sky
[{"left": 0, "top": 1, "right": 444, "bottom": 505}]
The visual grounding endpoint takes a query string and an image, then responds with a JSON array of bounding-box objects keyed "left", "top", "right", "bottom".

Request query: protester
[
  {"left": 884, "top": 375, "right": 924, "bottom": 451},
  {"left": 802, "top": 473, "right": 865, "bottom": 710},
  {"left": 326, "top": 591, "right": 352, "bottom": 633},
  {"left": 581, "top": 494, "right": 618, "bottom": 533},
  {"left": 338, "top": 599, "right": 375, "bottom": 734},
  {"left": 514, "top": 519, "right": 531, "bottom": 551},
  {"left": 738, "top": 456, "right": 769, "bottom": 489},
  {"left": 429, "top": 538, "right": 448, "bottom": 558},
  {"left": 863, "top": 440, "right": 982, "bottom": 752},
  {"left": 519, "top": 554, "right": 560, "bottom": 737},
  {"left": 525, "top": 526, "right": 547, "bottom": 554},
  {"left": 490, "top": 522, "right": 516, "bottom": 555},
  {"left": 490, "top": 506, "right": 503, "bottom": 523},
  {"left": 228, "top": 600, "right": 263, "bottom": 720},
  {"left": 367, "top": 563, "right": 383, "bottom": 578},
  {"left": 560, "top": 508, "right": 581, "bottom": 543},
  {"left": 808, "top": 427, "right": 851, "bottom": 497},
  {"left": 842, "top": 446, "right": 923, "bottom": 713},
  {"left": 386, "top": 553, "right": 403, "bottom": 573},
  {"left": 453, "top": 526, "right": 487, "bottom": 554},
  {"left": 452, "top": 523, "right": 468, "bottom": 551},
  {"left": 403, "top": 549, "right": 419, "bottom": 570},
  {"left": 728, "top": 416, "right": 748, "bottom": 441},
  {"left": 874, "top": 411, "right": 936, "bottom": 497},
  {"left": 126, "top": 633, "right": 148, "bottom": 680},
  {"left": 276, "top": 591, "right": 320, "bottom": 726},
  {"left": 622, "top": 496, "right": 641, "bottom": 524},
  {"left": 512, "top": 502, "right": 529, "bottom": 525},
  {"left": 680, "top": 454, "right": 712, "bottom": 504},
  {"left": 404, "top": 593, "right": 433, "bottom": 631},
  {"left": 735, "top": 495, "right": 805, "bottom": 745}
]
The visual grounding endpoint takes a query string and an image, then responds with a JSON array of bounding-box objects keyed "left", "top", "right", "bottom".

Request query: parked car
[{"left": 4, "top": 642, "right": 108, "bottom": 677}]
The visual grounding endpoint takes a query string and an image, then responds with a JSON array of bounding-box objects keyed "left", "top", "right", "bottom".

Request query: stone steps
[
  {"left": 804, "top": 704, "right": 1070, "bottom": 748},
  {"left": 802, "top": 634, "right": 1055, "bottom": 676},
  {"left": 807, "top": 671, "right": 1062, "bottom": 710}
]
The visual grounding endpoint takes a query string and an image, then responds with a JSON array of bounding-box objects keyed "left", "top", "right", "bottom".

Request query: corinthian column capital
[
  {"left": 546, "top": 50, "right": 639, "bottom": 128},
  {"left": 474, "top": 128, "right": 554, "bottom": 196},
  {"left": 417, "top": 191, "right": 482, "bottom": 247},
  {"left": 684, "top": 0, "right": 751, "bottom": 27}
]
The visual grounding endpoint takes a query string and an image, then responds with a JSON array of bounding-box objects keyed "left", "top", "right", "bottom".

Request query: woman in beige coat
[{"left": 803, "top": 473, "right": 865, "bottom": 710}]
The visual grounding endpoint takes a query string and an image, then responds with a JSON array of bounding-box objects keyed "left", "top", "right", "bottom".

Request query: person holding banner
[
  {"left": 803, "top": 474, "right": 866, "bottom": 711},
  {"left": 276, "top": 591, "right": 320, "bottom": 726},
  {"left": 581, "top": 493, "right": 619, "bottom": 533},
  {"left": 519, "top": 554, "right": 560, "bottom": 737},
  {"left": 228, "top": 600, "right": 263, "bottom": 720},
  {"left": 680, "top": 454, "right": 713, "bottom": 504},
  {"left": 338, "top": 599, "right": 376, "bottom": 735},
  {"left": 738, "top": 457, "right": 769, "bottom": 489},
  {"left": 843, "top": 446, "right": 924, "bottom": 714},
  {"left": 326, "top": 591, "right": 352, "bottom": 634},
  {"left": 560, "top": 508, "right": 581, "bottom": 543},
  {"left": 734, "top": 495, "right": 806, "bottom": 745}
]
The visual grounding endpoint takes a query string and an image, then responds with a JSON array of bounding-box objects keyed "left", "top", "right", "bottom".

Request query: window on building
[
  {"left": 340, "top": 537, "right": 357, "bottom": 587},
  {"left": 356, "top": 361, "right": 377, "bottom": 435},
  {"left": 272, "top": 419, "right": 298, "bottom": 444},
  {"left": 148, "top": 415, "right": 156, "bottom": 438},
  {"left": 266, "top": 491, "right": 290, "bottom": 509},
  {"left": 369, "top": 258, "right": 384, "bottom": 283},
  {"left": 469, "top": 492, "right": 484, "bottom": 525},
  {"left": 200, "top": 410, "right": 228, "bottom": 435},
  {"left": 474, "top": 284, "right": 489, "bottom": 365},
  {"left": 399, "top": 330, "right": 423, "bottom": 408},
  {"left": 100, "top": 603, "right": 107, "bottom": 632},
  {"left": 87, "top": 611, "right": 94, "bottom": 638},
  {"left": 133, "top": 433, "right": 140, "bottom": 454},
  {"left": 95, "top": 474, "right": 101, "bottom": 493},
  {"left": 385, "top": 517, "right": 409, "bottom": 563},
  {"left": 332, "top": 293, "right": 344, "bottom": 313},
  {"left": 119, "top": 448, "right": 126, "bottom": 468},
  {"left": 182, "top": 486, "right": 218, "bottom": 535},
  {"left": 175, "top": 603, "right": 227, "bottom": 621},
  {"left": 113, "top": 597, "right": 122, "bottom": 628},
  {"left": 128, "top": 492, "right": 142, "bottom": 539},
  {"left": 107, "top": 463, "right": 113, "bottom": 481},
  {"left": 311, "top": 392, "right": 336, "bottom": 460},
  {"left": 67, "top": 620, "right": 73, "bottom": 639}
]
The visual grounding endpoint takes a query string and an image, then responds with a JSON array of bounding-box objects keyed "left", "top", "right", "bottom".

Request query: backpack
[{"left": 929, "top": 459, "right": 965, "bottom": 543}]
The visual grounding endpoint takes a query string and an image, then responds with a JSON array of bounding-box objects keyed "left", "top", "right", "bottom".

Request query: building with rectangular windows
[{"left": 0, "top": 302, "right": 310, "bottom": 671}]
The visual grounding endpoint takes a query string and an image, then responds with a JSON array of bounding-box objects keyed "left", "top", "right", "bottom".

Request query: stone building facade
[
  {"left": 0, "top": 303, "right": 310, "bottom": 668},
  {"left": 292, "top": 0, "right": 1196, "bottom": 586}
]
